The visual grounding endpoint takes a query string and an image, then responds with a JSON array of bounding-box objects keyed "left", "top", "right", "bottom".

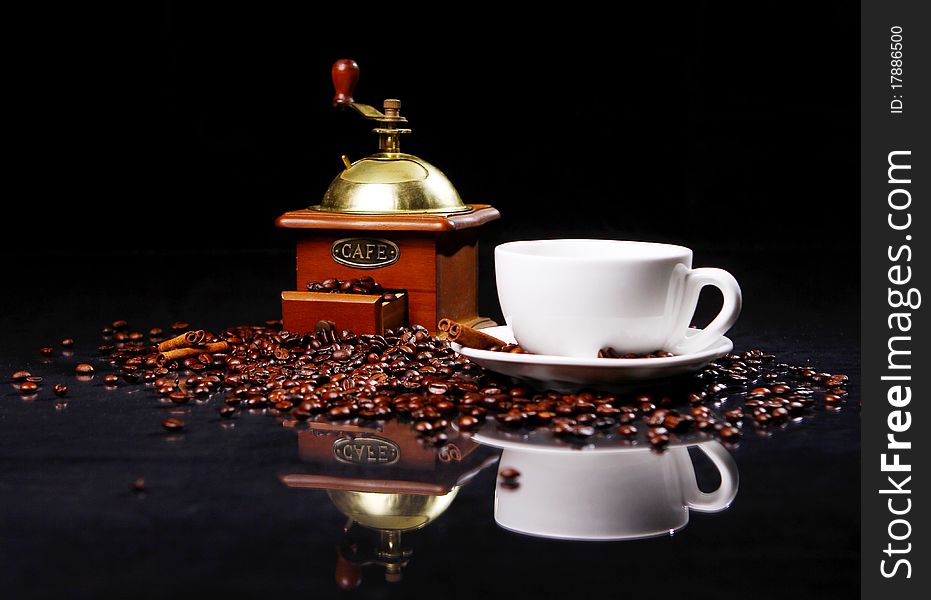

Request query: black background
[
  {"left": 7, "top": 2, "right": 856, "bottom": 252},
  {"left": 3, "top": 0, "right": 859, "bottom": 336},
  {"left": 1, "top": 2, "right": 860, "bottom": 599}
]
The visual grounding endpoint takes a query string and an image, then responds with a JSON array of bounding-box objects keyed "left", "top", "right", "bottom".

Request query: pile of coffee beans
[
  {"left": 9, "top": 319, "right": 850, "bottom": 451},
  {"left": 306, "top": 277, "right": 398, "bottom": 302}
]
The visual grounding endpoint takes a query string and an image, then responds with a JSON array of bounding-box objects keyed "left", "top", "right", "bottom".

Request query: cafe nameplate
[
  {"left": 331, "top": 238, "right": 400, "bottom": 269},
  {"left": 333, "top": 435, "right": 401, "bottom": 466}
]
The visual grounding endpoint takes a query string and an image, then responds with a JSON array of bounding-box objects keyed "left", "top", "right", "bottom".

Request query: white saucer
[{"left": 451, "top": 326, "right": 732, "bottom": 391}]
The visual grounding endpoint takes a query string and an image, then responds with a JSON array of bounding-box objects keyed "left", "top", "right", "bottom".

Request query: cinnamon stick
[
  {"left": 157, "top": 330, "right": 205, "bottom": 352},
  {"left": 157, "top": 341, "right": 229, "bottom": 367},
  {"left": 446, "top": 321, "right": 507, "bottom": 350},
  {"left": 184, "top": 330, "right": 206, "bottom": 345},
  {"left": 435, "top": 318, "right": 453, "bottom": 341}
]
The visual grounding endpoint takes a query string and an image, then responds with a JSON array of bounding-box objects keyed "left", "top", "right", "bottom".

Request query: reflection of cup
[
  {"left": 494, "top": 441, "right": 738, "bottom": 541},
  {"left": 495, "top": 240, "right": 741, "bottom": 356}
]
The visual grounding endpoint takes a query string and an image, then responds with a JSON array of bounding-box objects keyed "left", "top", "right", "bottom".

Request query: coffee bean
[
  {"left": 664, "top": 414, "right": 691, "bottom": 432},
  {"left": 639, "top": 401, "right": 656, "bottom": 414},
  {"left": 719, "top": 426, "right": 741, "bottom": 442},
  {"left": 649, "top": 433, "right": 669, "bottom": 447},
  {"left": 53, "top": 384, "right": 68, "bottom": 397},
  {"left": 61, "top": 338, "right": 74, "bottom": 348},
  {"left": 499, "top": 467, "right": 520, "bottom": 480},
  {"left": 696, "top": 419, "right": 716, "bottom": 431},
  {"left": 328, "top": 405, "right": 353, "bottom": 419},
  {"left": 161, "top": 418, "right": 184, "bottom": 431},
  {"left": 770, "top": 406, "right": 789, "bottom": 420},
  {"left": 39, "top": 347, "right": 54, "bottom": 357},
  {"left": 457, "top": 415, "right": 479, "bottom": 430},
  {"left": 570, "top": 425, "right": 596, "bottom": 438},
  {"left": 103, "top": 374, "right": 119, "bottom": 386},
  {"left": 724, "top": 409, "right": 743, "bottom": 423},
  {"left": 617, "top": 424, "right": 638, "bottom": 436},
  {"left": 75, "top": 364, "right": 95, "bottom": 375},
  {"left": 576, "top": 412, "right": 596, "bottom": 425},
  {"left": 169, "top": 391, "right": 190, "bottom": 404},
  {"left": 19, "top": 381, "right": 39, "bottom": 394},
  {"left": 496, "top": 412, "right": 524, "bottom": 428},
  {"left": 219, "top": 406, "right": 236, "bottom": 419},
  {"left": 131, "top": 478, "right": 146, "bottom": 492},
  {"left": 11, "top": 371, "right": 31, "bottom": 382},
  {"left": 427, "top": 382, "right": 449, "bottom": 395}
]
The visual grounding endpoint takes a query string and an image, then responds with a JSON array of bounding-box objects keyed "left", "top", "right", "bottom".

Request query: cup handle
[
  {"left": 670, "top": 267, "right": 742, "bottom": 354},
  {"left": 684, "top": 442, "right": 739, "bottom": 512}
]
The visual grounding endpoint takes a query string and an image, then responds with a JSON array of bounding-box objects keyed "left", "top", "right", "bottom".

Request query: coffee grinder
[{"left": 277, "top": 59, "right": 500, "bottom": 334}]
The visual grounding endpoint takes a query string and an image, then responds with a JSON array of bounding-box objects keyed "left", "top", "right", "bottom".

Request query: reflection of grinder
[
  {"left": 277, "top": 59, "right": 500, "bottom": 334},
  {"left": 280, "top": 421, "right": 498, "bottom": 589}
]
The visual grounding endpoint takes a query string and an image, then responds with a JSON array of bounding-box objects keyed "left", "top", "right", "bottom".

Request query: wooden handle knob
[
  {"left": 332, "top": 59, "right": 359, "bottom": 106},
  {"left": 335, "top": 555, "right": 362, "bottom": 590}
]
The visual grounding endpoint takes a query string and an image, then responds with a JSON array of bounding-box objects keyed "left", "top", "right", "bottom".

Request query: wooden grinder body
[{"left": 276, "top": 205, "right": 499, "bottom": 332}]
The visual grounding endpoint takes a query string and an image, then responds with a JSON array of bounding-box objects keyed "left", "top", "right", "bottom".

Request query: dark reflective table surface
[{"left": 0, "top": 247, "right": 859, "bottom": 599}]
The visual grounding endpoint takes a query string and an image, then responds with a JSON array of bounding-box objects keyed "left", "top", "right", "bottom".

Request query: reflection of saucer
[
  {"left": 451, "top": 326, "right": 732, "bottom": 390},
  {"left": 470, "top": 423, "right": 698, "bottom": 454}
]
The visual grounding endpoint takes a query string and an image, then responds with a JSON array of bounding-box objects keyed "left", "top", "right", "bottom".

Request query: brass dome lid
[
  {"left": 327, "top": 488, "right": 460, "bottom": 531},
  {"left": 313, "top": 152, "right": 470, "bottom": 214}
]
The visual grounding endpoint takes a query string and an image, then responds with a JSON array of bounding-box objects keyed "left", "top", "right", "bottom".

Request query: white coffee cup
[
  {"left": 495, "top": 239, "right": 741, "bottom": 357},
  {"left": 494, "top": 441, "right": 738, "bottom": 541}
]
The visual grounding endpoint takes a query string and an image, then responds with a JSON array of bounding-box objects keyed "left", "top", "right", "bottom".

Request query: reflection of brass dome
[
  {"left": 313, "top": 153, "right": 470, "bottom": 214},
  {"left": 328, "top": 488, "right": 460, "bottom": 531}
]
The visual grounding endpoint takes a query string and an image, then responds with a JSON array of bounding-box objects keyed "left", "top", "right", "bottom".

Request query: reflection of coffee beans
[
  {"left": 599, "top": 347, "right": 675, "bottom": 359},
  {"left": 161, "top": 418, "right": 184, "bottom": 431}
]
